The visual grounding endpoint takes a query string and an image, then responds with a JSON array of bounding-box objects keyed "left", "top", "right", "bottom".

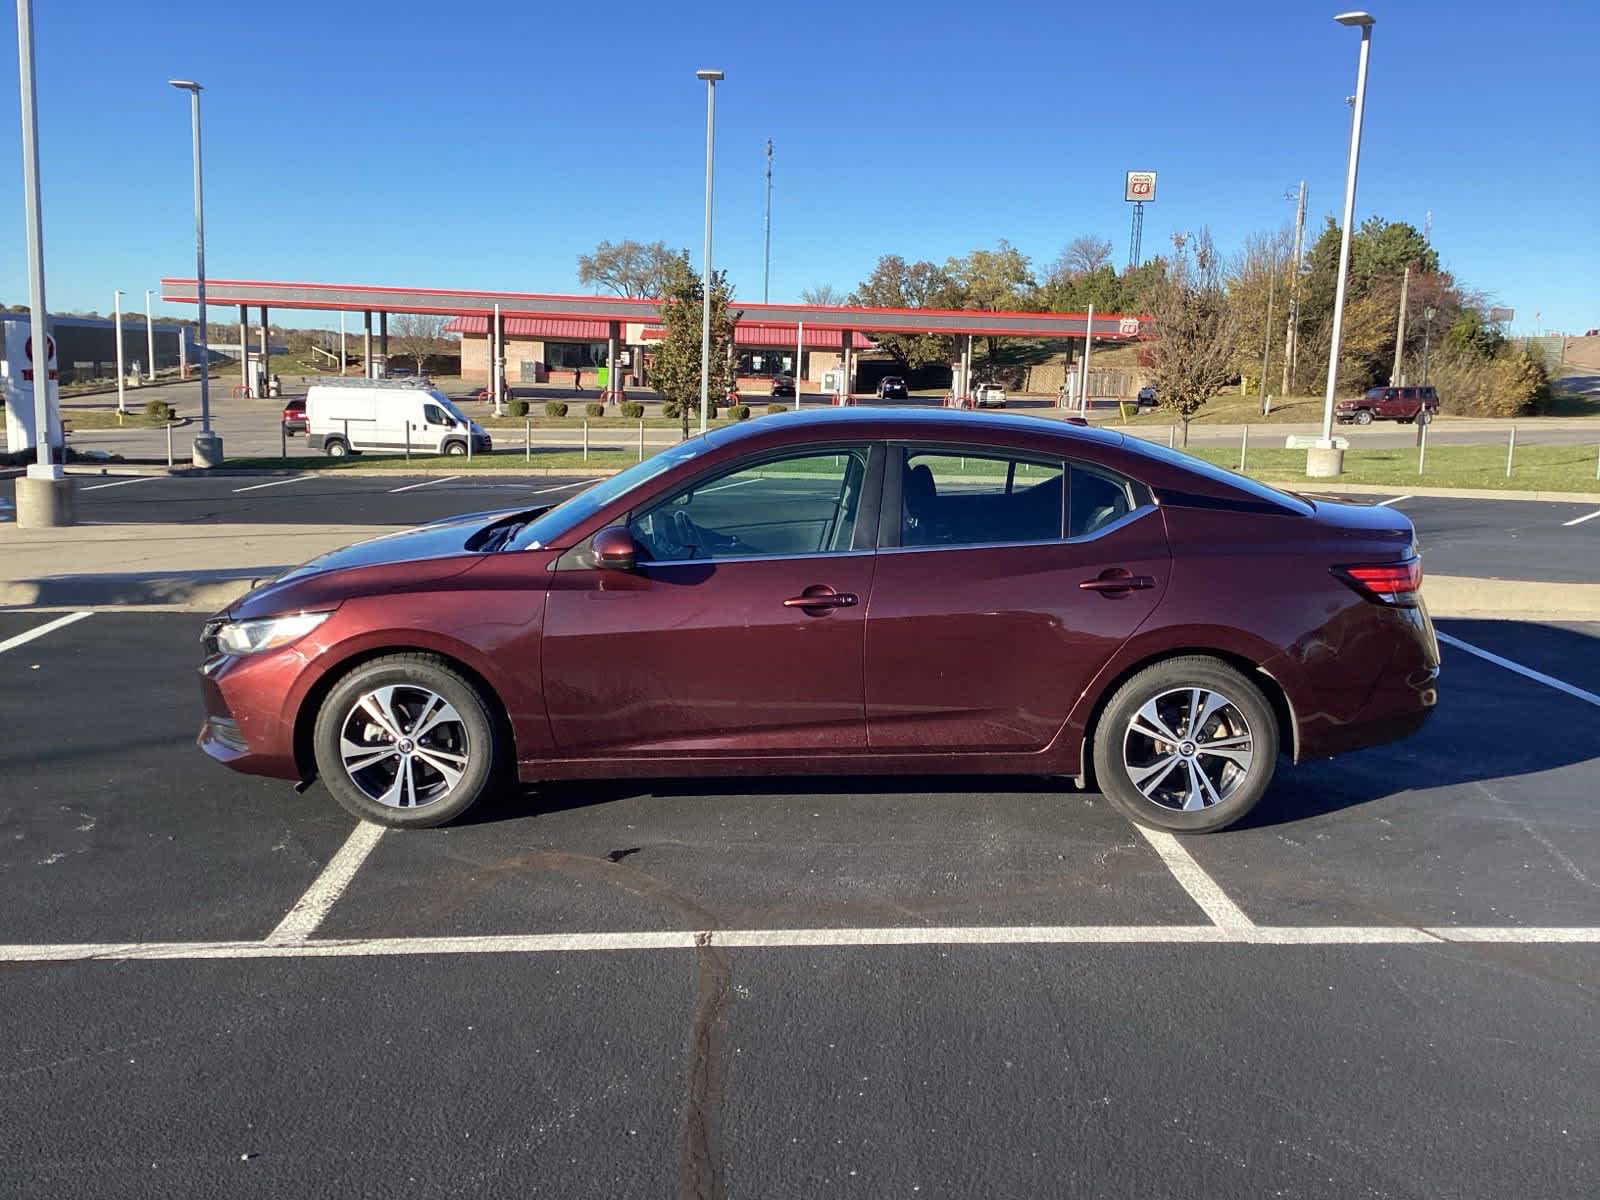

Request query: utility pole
[
  {"left": 144, "top": 289, "right": 156, "bottom": 380},
  {"left": 1390, "top": 263, "right": 1411, "bottom": 385},
  {"left": 1259, "top": 255, "right": 1277, "bottom": 414},
  {"left": 1281, "top": 179, "right": 1307, "bottom": 395},
  {"left": 762, "top": 138, "right": 772, "bottom": 305}
]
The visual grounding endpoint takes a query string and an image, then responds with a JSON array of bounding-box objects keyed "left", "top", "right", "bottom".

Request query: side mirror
[{"left": 591, "top": 525, "right": 637, "bottom": 572}]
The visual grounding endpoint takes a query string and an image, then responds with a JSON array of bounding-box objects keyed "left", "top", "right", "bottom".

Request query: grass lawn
[
  {"left": 1117, "top": 393, "right": 1329, "bottom": 426},
  {"left": 1192, "top": 443, "right": 1600, "bottom": 494},
  {"left": 62, "top": 409, "right": 175, "bottom": 430},
  {"left": 222, "top": 440, "right": 1600, "bottom": 494}
]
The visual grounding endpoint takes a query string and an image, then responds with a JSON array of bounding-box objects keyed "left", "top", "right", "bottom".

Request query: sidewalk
[{"left": 0, "top": 521, "right": 371, "bottom": 609}]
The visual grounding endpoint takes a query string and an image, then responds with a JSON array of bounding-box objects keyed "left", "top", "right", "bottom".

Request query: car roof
[{"left": 704, "top": 405, "right": 1127, "bottom": 450}]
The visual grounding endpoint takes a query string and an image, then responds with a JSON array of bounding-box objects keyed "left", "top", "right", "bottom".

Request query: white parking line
[
  {"left": 1562, "top": 509, "right": 1600, "bottom": 527},
  {"left": 266, "top": 822, "right": 386, "bottom": 943},
  {"left": 528, "top": 478, "right": 598, "bottom": 496},
  {"left": 232, "top": 476, "right": 311, "bottom": 494},
  {"left": 1135, "top": 826, "right": 1255, "bottom": 929},
  {"left": 1376, "top": 494, "right": 1413, "bottom": 506},
  {"left": 1436, "top": 631, "right": 1600, "bottom": 708},
  {"left": 80, "top": 476, "right": 159, "bottom": 492},
  {"left": 388, "top": 475, "right": 461, "bottom": 494},
  {"left": 1, "top": 924, "right": 1597, "bottom": 963},
  {"left": 0, "top": 610, "right": 93, "bottom": 654},
  {"left": 698, "top": 477, "right": 761, "bottom": 496}
]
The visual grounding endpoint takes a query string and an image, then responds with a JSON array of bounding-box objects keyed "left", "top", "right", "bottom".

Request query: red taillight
[{"left": 1335, "top": 558, "right": 1423, "bottom": 605}]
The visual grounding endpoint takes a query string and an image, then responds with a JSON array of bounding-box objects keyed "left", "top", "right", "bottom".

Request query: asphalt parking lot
[{"left": 1, "top": 607, "right": 1596, "bottom": 1197}]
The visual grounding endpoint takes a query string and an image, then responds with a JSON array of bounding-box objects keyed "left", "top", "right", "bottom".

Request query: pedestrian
[{"left": 573, "top": 366, "right": 582, "bottom": 393}]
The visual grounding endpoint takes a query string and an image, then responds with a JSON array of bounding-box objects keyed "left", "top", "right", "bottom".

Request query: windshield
[
  {"left": 507, "top": 437, "right": 712, "bottom": 549},
  {"left": 431, "top": 391, "right": 469, "bottom": 423}
]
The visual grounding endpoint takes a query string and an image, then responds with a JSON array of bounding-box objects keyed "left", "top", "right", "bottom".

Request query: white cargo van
[{"left": 305, "top": 379, "right": 491, "bottom": 458}]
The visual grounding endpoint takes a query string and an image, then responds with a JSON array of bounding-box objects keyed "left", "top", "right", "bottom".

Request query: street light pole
[
  {"left": 763, "top": 137, "right": 772, "bottom": 305},
  {"left": 1422, "top": 304, "right": 1436, "bottom": 385},
  {"left": 144, "top": 288, "right": 156, "bottom": 380},
  {"left": 113, "top": 289, "right": 126, "bottom": 414},
  {"left": 169, "top": 79, "right": 221, "bottom": 466},
  {"left": 1310, "top": 11, "right": 1374, "bottom": 478},
  {"left": 696, "top": 69, "right": 723, "bottom": 435},
  {"left": 12, "top": 0, "right": 74, "bottom": 527}
]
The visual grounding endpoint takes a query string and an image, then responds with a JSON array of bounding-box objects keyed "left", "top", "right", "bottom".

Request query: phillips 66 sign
[{"left": 1124, "top": 171, "right": 1157, "bottom": 202}]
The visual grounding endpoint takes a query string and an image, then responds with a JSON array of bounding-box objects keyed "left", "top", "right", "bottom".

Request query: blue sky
[{"left": 3, "top": 0, "right": 1596, "bottom": 333}]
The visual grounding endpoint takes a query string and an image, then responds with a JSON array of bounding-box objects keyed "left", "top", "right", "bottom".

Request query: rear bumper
[{"left": 1297, "top": 604, "right": 1440, "bottom": 760}]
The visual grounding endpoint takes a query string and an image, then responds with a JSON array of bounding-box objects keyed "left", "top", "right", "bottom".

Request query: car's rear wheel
[
  {"left": 312, "top": 653, "right": 501, "bottom": 828},
  {"left": 325, "top": 437, "right": 349, "bottom": 458},
  {"left": 1354, "top": 409, "right": 1374, "bottom": 425},
  {"left": 1092, "top": 656, "right": 1278, "bottom": 833}
]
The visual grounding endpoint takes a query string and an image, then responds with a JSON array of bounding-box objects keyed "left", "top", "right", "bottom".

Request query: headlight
[{"left": 211, "top": 611, "right": 331, "bottom": 656}]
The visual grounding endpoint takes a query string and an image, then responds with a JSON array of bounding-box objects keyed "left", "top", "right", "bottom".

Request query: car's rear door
[
  {"left": 864, "top": 445, "right": 1168, "bottom": 751},
  {"left": 541, "top": 443, "right": 883, "bottom": 755}
]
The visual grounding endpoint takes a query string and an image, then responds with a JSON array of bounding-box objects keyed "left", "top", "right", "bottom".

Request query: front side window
[
  {"left": 900, "top": 451, "right": 1064, "bottom": 548},
  {"left": 628, "top": 448, "right": 871, "bottom": 562},
  {"left": 423, "top": 403, "right": 447, "bottom": 426}
]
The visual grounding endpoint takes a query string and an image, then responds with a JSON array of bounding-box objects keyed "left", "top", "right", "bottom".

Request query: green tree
[
  {"left": 578, "top": 239, "right": 688, "bottom": 298},
  {"left": 1145, "top": 232, "right": 1239, "bottom": 445},
  {"left": 945, "top": 240, "right": 1036, "bottom": 362},
  {"left": 651, "top": 257, "right": 740, "bottom": 439},
  {"left": 849, "top": 255, "right": 959, "bottom": 367}
]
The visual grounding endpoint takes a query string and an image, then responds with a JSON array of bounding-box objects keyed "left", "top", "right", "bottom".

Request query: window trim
[{"left": 619, "top": 441, "right": 885, "bottom": 566}]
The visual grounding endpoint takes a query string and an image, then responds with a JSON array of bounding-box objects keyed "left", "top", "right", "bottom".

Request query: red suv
[
  {"left": 1336, "top": 386, "right": 1440, "bottom": 426},
  {"left": 280, "top": 397, "right": 307, "bottom": 435},
  {"left": 198, "top": 409, "right": 1439, "bottom": 834}
]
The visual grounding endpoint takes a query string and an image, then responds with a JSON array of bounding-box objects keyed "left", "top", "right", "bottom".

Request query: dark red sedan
[{"left": 198, "top": 409, "right": 1439, "bottom": 832}]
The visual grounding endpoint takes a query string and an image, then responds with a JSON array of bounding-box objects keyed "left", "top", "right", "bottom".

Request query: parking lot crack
[{"left": 679, "top": 929, "right": 731, "bottom": 1200}]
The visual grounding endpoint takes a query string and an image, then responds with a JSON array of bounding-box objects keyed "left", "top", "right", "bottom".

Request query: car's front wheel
[
  {"left": 1354, "top": 409, "right": 1374, "bottom": 425},
  {"left": 312, "top": 653, "right": 502, "bottom": 828},
  {"left": 444, "top": 440, "right": 468, "bottom": 456},
  {"left": 1093, "top": 656, "right": 1278, "bottom": 833}
]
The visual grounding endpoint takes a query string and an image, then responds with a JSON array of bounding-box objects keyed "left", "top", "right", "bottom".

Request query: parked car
[
  {"left": 1336, "top": 385, "right": 1440, "bottom": 426},
  {"left": 199, "top": 408, "right": 1439, "bottom": 834},
  {"left": 770, "top": 375, "right": 796, "bottom": 399},
  {"left": 1137, "top": 386, "right": 1158, "bottom": 407},
  {"left": 280, "top": 397, "right": 307, "bottom": 435},
  {"left": 877, "top": 376, "right": 908, "bottom": 400},
  {"left": 973, "top": 383, "right": 1007, "bottom": 408},
  {"left": 305, "top": 381, "right": 490, "bottom": 458}
]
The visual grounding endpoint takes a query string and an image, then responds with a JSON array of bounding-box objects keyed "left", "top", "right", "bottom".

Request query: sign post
[{"left": 1124, "top": 170, "right": 1157, "bottom": 269}]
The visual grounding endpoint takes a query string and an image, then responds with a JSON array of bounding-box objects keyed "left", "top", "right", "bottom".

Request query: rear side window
[
  {"left": 1069, "top": 464, "right": 1137, "bottom": 538},
  {"left": 900, "top": 451, "right": 1064, "bottom": 547}
]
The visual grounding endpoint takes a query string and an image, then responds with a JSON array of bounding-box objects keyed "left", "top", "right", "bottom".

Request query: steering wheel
[{"left": 672, "top": 508, "right": 740, "bottom": 557}]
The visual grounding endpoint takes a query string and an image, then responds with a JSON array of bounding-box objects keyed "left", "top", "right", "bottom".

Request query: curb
[{"left": 1293, "top": 482, "right": 1600, "bottom": 503}]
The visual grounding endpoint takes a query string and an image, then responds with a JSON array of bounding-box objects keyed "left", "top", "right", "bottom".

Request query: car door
[
  {"left": 864, "top": 446, "right": 1169, "bottom": 751},
  {"left": 540, "top": 444, "right": 883, "bottom": 756}
]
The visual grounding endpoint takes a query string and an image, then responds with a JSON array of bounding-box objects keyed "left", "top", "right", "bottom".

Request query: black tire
[
  {"left": 325, "top": 437, "right": 350, "bottom": 458},
  {"left": 444, "top": 440, "right": 468, "bottom": 456},
  {"left": 312, "top": 653, "right": 502, "bottom": 828},
  {"left": 1092, "top": 656, "right": 1279, "bottom": 833},
  {"left": 1354, "top": 409, "right": 1374, "bottom": 426}
]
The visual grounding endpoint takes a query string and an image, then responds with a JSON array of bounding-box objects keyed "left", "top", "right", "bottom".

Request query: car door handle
[
  {"left": 783, "top": 588, "right": 858, "bottom": 610},
  {"left": 1079, "top": 571, "right": 1156, "bottom": 593}
]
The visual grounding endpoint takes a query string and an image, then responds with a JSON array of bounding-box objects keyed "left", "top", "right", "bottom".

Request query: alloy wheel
[
  {"left": 1122, "top": 686, "right": 1255, "bottom": 812},
  {"left": 338, "top": 684, "right": 471, "bottom": 809}
]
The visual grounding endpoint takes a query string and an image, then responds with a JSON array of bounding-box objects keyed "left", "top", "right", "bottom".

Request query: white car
[{"left": 973, "top": 383, "right": 1007, "bottom": 408}]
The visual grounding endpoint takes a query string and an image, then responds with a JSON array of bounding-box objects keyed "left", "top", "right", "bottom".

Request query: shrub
[
  {"left": 1430, "top": 345, "right": 1547, "bottom": 418},
  {"left": 730, "top": 404, "right": 752, "bottom": 421},
  {"left": 508, "top": 399, "right": 529, "bottom": 417},
  {"left": 144, "top": 399, "right": 173, "bottom": 421},
  {"left": 621, "top": 401, "right": 645, "bottom": 419},
  {"left": 767, "top": 403, "right": 788, "bottom": 414},
  {"left": 585, "top": 402, "right": 605, "bottom": 418},
  {"left": 544, "top": 401, "right": 569, "bottom": 418}
]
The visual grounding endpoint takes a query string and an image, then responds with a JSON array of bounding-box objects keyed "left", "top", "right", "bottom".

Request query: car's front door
[
  {"left": 865, "top": 447, "right": 1169, "bottom": 751},
  {"left": 541, "top": 444, "right": 882, "bottom": 756}
]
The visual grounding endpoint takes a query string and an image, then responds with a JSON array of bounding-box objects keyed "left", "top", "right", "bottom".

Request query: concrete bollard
[
  {"left": 1239, "top": 425, "right": 1249, "bottom": 472},
  {"left": 1506, "top": 424, "right": 1515, "bottom": 477}
]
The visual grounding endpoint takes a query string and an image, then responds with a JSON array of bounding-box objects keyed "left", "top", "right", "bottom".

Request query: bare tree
[
  {"left": 1047, "top": 235, "right": 1114, "bottom": 283},
  {"left": 387, "top": 314, "right": 451, "bottom": 375},
  {"left": 1146, "top": 231, "right": 1240, "bottom": 446},
  {"left": 577, "top": 240, "right": 687, "bottom": 298},
  {"left": 800, "top": 283, "right": 844, "bottom": 306}
]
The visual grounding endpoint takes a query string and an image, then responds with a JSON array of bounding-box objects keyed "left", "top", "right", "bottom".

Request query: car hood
[{"left": 225, "top": 505, "right": 547, "bottom": 619}]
